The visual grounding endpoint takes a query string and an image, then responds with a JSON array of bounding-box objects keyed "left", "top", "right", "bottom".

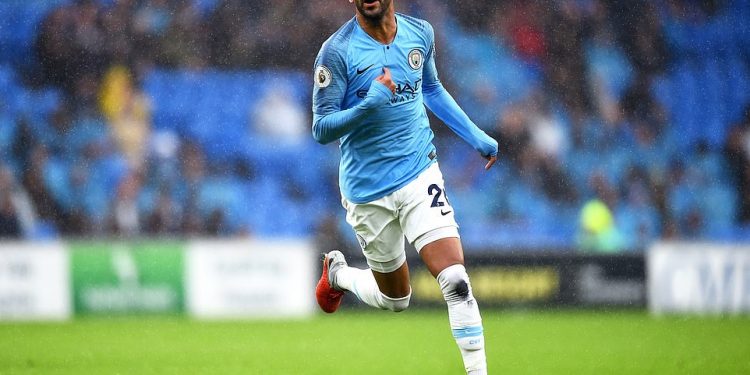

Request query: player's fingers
[
  {"left": 383, "top": 67, "right": 391, "bottom": 79},
  {"left": 484, "top": 155, "right": 497, "bottom": 170},
  {"left": 375, "top": 77, "right": 395, "bottom": 93}
]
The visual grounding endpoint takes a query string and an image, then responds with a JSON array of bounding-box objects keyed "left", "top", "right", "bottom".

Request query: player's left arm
[{"left": 421, "top": 23, "right": 498, "bottom": 170}]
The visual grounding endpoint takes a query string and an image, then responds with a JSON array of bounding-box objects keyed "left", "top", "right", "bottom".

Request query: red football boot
[{"left": 315, "top": 251, "right": 346, "bottom": 313}]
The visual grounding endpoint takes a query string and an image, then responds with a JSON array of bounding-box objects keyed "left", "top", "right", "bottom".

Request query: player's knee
[
  {"left": 379, "top": 291, "right": 411, "bottom": 312},
  {"left": 437, "top": 264, "right": 473, "bottom": 303}
]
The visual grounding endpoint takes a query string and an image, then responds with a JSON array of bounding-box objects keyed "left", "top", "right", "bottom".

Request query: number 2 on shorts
[{"left": 428, "top": 183, "right": 449, "bottom": 208}]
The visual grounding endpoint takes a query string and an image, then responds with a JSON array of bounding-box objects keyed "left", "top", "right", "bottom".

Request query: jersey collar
[{"left": 353, "top": 13, "right": 400, "bottom": 47}]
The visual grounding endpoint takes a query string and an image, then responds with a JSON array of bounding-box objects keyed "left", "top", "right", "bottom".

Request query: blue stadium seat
[
  {"left": 701, "top": 184, "right": 737, "bottom": 231},
  {"left": 667, "top": 182, "right": 699, "bottom": 220},
  {"left": 0, "top": 113, "right": 17, "bottom": 154},
  {"left": 586, "top": 42, "right": 634, "bottom": 99},
  {"left": 616, "top": 204, "right": 661, "bottom": 250},
  {"left": 3, "top": 2, "right": 749, "bottom": 245},
  {"left": 0, "top": 1, "right": 70, "bottom": 64},
  {"left": 196, "top": 176, "right": 247, "bottom": 232},
  {"left": 731, "top": 224, "right": 750, "bottom": 242},
  {"left": 42, "top": 157, "right": 74, "bottom": 211}
]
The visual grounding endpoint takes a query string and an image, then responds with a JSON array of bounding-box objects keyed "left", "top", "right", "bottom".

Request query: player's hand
[
  {"left": 375, "top": 67, "right": 396, "bottom": 94},
  {"left": 484, "top": 154, "right": 497, "bottom": 170}
]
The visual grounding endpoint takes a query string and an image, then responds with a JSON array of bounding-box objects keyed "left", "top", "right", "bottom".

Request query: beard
[{"left": 355, "top": 0, "right": 392, "bottom": 23}]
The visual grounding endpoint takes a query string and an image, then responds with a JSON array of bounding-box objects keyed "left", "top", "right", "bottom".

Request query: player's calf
[
  {"left": 335, "top": 266, "right": 412, "bottom": 312},
  {"left": 438, "top": 264, "right": 487, "bottom": 374}
]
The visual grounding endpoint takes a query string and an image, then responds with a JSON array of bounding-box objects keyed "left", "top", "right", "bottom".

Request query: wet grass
[{"left": 0, "top": 310, "right": 748, "bottom": 374}]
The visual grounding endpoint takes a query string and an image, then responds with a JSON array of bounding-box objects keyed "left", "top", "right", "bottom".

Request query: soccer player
[{"left": 312, "top": 1, "right": 497, "bottom": 374}]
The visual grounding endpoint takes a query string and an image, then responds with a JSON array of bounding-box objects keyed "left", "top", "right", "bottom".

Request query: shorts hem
[
  {"left": 366, "top": 252, "right": 407, "bottom": 273},
  {"left": 414, "top": 226, "right": 460, "bottom": 252}
]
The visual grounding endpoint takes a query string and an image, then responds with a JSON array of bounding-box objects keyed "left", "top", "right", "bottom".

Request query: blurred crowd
[
  {"left": 32, "top": 0, "right": 353, "bottom": 92},
  {"left": 428, "top": 0, "right": 749, "bottom": 250},
  {"left": 1, "top": 0, "right": 749, "bottom": 251}
]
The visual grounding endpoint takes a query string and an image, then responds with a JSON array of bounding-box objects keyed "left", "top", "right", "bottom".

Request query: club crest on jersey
[
  {"left": 315, "top": 65, "right": 332, "bottom": 88},
  {"left": 408, "top": 49, "right": 423, "bottom": 70}
]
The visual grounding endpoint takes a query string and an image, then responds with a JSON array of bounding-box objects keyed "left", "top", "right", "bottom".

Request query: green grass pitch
[{"left": 1, "top": 310, "right": 748, "bottom": 374}]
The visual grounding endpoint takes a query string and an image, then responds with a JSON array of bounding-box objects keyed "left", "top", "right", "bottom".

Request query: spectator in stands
[
  {"left": 663, "top": 159, "right": 709, "bottom": 237},
  {"left": 544, "top": 0, "right": 593, "bottom": 117},
  {"left": 132, "top": 0, "right": 174, "bottom": 65},
  {"left": 251, "top": 90, "right": 308, "bottom": 146},
  {"left": 494, "top": 1, "right": 547, "bottom": 64},
  {"left": 35, "top": 1, "right": 107, "bottom": 93},
  {"left": 179, "top": 142, "right": 208, "bottom": 235},
  {"left": 0, "top": 166, "right": 36, "bottom": 238},
  {"left": 578, "top": 170, "right": 629, "bottom": 252},
  {"left": 206, "top": 0, "right": 256, "bottom": 68},
  {"left": 621, "top": 73, "right": 666, "bottom": 134},
  {"left": 145, "top": 188, "right": 182, "bottom": 236},
  {"left": 491, "top": 99, "right": 577, "bottom": 203},
  {"left": 20, "top": 145, "right": 75, "bottom": 235},
  {"left": 451, "top": 0, "right": 495, "bottom": 32},
  {"left": 683, "top": 208, "right": 706, "bottom": 238},
  {"left": 608, "top": 2, "right": 667, "bottom": 75},
  {"left": 161, "top": 2, "right": 208, "bottom": 68},
  {"left": 492, "top": 103, "right": 531, "bottom": 170},
  {"left": 7, "top": 0, "right": 747, "bottom": 245},
  {"left": 724, "top": 111, "right": 750, "bottom": 223},
  {"left": 205, "top": 209, "right": 228, "bottom": 237},
  {"left": 0, "top": 187, "right": 22, "bottom": 238},
  {"left": 109, "top": 171, "right": 143, "bottom": 237},
  {"left": 47, "top": 102, "right": 75, "bottom": 157},
  {"left": 35, "top": 7, "right": 76, "bottom": 89},
  {"left": 585, "top": 13, "right": 631, "bottom": 126},
  {"left": 70, "top": 0, "right": 107, "bottom": 77},
  {"left": 618, "top": 165, "right": 661, "bottom": 249},
  {"left": 99, "top": 65, "right": 152, "bottom": 170},
  {"left": 99, "top": 0, "right": 136, "bottom": 66},
  {"left": 577, "top": 198, "right": 625, "bottom": 253}
]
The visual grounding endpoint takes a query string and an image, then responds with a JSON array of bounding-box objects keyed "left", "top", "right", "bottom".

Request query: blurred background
[
  {"left": 0, "top": 0, "right": 748, "bottom": 250},
  {"left": 0, "top": 0, "right": 749, "bottom": 373}
]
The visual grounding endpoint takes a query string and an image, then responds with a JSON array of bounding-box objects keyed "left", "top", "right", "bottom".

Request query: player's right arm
[{"left": 311, "top": 45, "right": 395, "bottom": 145}]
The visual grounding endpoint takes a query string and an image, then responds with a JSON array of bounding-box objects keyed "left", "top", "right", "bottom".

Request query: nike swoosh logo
[
  {"left": 356, "top": 64, "right": 375, "bottom": 75},
  {"left": 441, "top": 210, "right": 452, "bottom": 216}
]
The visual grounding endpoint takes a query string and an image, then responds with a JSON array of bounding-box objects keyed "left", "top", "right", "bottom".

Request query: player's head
[{"left": 350, "top": 0, "right": 393, "bottom": 23}]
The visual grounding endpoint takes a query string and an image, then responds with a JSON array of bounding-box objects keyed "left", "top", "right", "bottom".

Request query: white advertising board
[
  {"left": 186, "top": 240, "right": 315, "bottom": 319},
  {"left": 648, "top": 242, "right": 750, "bottom": 315},
  {"left": 0, "top": 242, "right": 71, "bottom": 320}
]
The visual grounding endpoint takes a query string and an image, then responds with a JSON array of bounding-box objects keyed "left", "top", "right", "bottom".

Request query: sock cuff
[
  {"left": 379, "top": 288, "right": 412, "bottom": 302},
  {"left": 378, "top": 289, "right": 411, "bottom": 312}
]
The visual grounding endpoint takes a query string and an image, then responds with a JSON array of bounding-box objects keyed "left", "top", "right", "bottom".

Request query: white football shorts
[{"left": 341, "top": 162, "right": 460, "bottom": 273}]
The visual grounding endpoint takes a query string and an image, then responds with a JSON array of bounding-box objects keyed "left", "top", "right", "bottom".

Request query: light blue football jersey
[{"left": 312, "top": 13, "right": 497, "bottom": 204}]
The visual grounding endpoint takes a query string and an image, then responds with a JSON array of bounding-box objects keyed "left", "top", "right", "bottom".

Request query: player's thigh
[
  {"left": 342, "top": 195, "right": 407, "bottom": 273},
  {"left": 343, "top": 196, "right": 411, "bottom": 296},
  {"left": 398, "top": 164, "right": 460, "bottom": 245},
  {"left": 398, "top": 163, "right": 464, "bottom": 277}
]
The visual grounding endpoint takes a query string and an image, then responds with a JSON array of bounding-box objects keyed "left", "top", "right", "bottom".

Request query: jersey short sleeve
[{"left": 312, "top": 42, "right": 348, "bottom": 116}]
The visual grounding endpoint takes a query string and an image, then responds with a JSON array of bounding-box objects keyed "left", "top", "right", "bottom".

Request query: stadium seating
[{"left": 0, "top": 0, "right": 748, "bottom": 248}]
